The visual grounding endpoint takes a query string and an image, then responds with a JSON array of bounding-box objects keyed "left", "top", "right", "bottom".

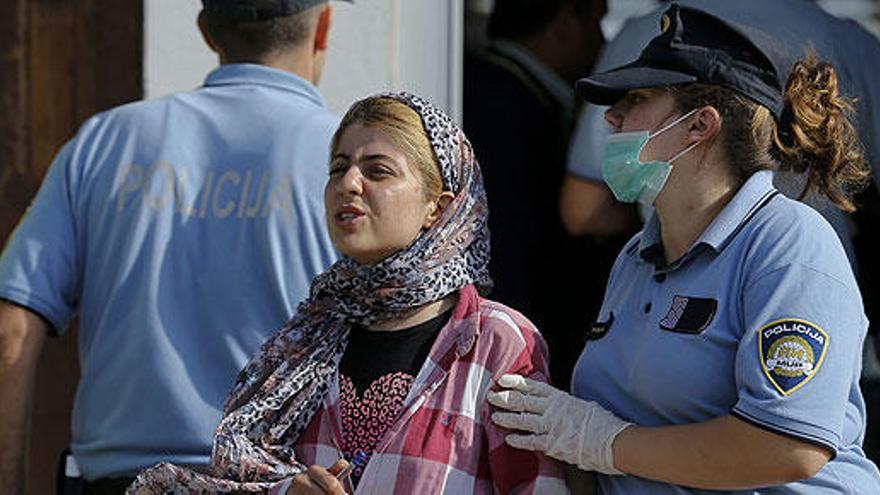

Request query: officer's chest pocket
[{"left": 657, "top": 295, "right": 718, "bottom": 335}]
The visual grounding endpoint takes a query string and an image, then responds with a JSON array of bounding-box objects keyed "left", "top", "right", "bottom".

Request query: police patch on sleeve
[{"left": 758, "top": 319, "right": 829, "bottom": 396}]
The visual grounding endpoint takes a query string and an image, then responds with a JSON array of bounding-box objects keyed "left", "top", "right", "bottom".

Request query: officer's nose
[{"left": 605, "top": 105, "right": 624, "bottom": 133}]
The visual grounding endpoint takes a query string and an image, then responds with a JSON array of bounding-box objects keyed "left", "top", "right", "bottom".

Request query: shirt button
[
  {"left": 644, "top": 302, "right": 652, "bottom": 313},
  {"left": 654, "top": 273, "right": 667, "bottom": 283}
]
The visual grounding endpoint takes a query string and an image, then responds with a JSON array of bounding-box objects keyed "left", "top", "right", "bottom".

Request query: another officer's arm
[
  {"left": 559, "top": 175, "right": 639, "bottom": 236},
  {"left": 0, "top": 301, "right": 48, "bottom": 493},
  {"left": 613, "top": 414, "right": 831, "bottom": 489}
]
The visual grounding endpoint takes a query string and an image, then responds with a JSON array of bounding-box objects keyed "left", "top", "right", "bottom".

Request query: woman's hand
[
  {"left": 487, "top": 374, "right": 632, "bottom": 474},
  {"left": 285, "top": 459, "right": 350, "bottom": 494}
]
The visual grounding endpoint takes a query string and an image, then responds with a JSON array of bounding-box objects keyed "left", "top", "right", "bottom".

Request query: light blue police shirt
[
  {"left": 572, "top": 171, "right": 880, "bottom": 493},
  {"left": 0, "top": 64, "right": 339, "bottom": 479}
]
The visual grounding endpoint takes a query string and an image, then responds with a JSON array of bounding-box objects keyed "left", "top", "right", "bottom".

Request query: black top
[
  {"left": 336, "top": 309, "right": 453, "bottom": 485},
  {"left": 340, "top": 309, "right": 452, "bottom": 394}
]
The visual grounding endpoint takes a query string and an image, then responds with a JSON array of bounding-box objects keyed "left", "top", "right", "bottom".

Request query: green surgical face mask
[{"left": 601, "top": 108, "right": 700, "bottom": 206}]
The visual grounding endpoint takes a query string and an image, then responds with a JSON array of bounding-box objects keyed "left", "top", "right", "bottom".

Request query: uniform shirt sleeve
[
  {"left": 0, "top": 139, "right": 80, "bottom": 333},
  {"left": 732, "top": 262, "right": 866, "bottom": 453},
  {"left": 479, "top": 307, "right": 570, "bottom": 494}
]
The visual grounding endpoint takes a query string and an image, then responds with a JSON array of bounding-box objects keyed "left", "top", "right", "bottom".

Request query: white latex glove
[{"left": 486, "top": 374, "right": 632, "bottom": 475}]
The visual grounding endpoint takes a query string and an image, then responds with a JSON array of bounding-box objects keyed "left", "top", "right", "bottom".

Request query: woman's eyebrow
[{"left": 362, "top": 153, "right": 395, "bottom": 162}]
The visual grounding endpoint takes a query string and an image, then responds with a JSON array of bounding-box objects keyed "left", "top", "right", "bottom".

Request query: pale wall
[{"left": 144, "top": 0, "right": 463, "bottom": 119}]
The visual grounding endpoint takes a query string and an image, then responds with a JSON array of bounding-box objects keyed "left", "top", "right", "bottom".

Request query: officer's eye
[{"left": 626, "top": 91, "right": 648, "bottom": 104}]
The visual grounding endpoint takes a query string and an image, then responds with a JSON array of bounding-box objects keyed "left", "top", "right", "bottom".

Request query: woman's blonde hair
[
  {"left": 670, "top": 51, "right": 868, "bottom": 212},
  {"left": 331, "top": 97, "right": 443, "bottom": 200}
]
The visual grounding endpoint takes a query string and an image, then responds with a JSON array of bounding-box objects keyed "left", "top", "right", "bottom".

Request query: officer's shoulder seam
[{"left": 745, "top": 261, "right": 855, "bottom": 295}]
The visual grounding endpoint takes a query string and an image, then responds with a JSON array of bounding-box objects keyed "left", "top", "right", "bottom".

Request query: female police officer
[{"left": 488, "top": 4, "right": 880, "bottom": 493}]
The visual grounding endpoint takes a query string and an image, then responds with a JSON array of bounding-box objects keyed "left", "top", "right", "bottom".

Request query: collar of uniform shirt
[
  {"left": 638, "top": 170, "right": 779, "bottom": 266},
  {"left": 202, "top": 63, "right": 327, "bottom": 108}
]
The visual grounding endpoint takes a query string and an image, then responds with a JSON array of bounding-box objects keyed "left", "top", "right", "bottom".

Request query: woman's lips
[{"left": 334, "top": 205, "right": 365, "bottom": 226}]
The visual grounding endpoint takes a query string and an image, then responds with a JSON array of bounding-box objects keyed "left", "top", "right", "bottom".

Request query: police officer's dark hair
[
  {"left": 202, "top": 0, "right": 322, "bottom": 62},
  {"left": 487, "top": 0, "right": 600, "bottom": 40},
  {"left": 670, "top": 51, "right": 868, "bottom": 212}
]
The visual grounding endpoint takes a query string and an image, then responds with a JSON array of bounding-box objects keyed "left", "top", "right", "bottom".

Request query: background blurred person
[{"left": 463, "top": 0, "right": 618, "bottom": 391}]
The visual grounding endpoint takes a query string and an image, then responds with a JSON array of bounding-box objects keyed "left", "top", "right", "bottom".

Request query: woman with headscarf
[{"left": 127, "top": 93, "right": 568, "bottom": 494}]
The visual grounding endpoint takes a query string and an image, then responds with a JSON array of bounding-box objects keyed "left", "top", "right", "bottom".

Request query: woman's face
[
  {"left": 325, "top": 123, "right": 442, "bottom": 265},
  {"left": 604, "top": 88, "right": 688, "bottom": 162}
]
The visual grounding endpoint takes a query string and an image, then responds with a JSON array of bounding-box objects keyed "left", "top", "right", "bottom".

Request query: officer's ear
[
  {"left": 686, "top": 106, "right": 721, "bottom": 146},
  {"left": 197, "top": 10, "right": 221, "bottom": 55},
  {"left": 313, "top": 4, "right": 333, "bottom": 53}
]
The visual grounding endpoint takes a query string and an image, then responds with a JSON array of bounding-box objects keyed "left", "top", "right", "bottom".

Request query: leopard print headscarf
[{"left": 127, "top": 92, "right": 492, "bottom": 493}]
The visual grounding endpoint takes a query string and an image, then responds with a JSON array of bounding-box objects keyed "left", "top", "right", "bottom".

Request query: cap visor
[{"left": 576, "top": 65, "right": 697, "bottom": 105}]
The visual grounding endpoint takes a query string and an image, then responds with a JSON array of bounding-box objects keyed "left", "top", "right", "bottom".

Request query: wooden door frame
[{"left": 0, "top": 1, "right": 142, "bottom": 493}]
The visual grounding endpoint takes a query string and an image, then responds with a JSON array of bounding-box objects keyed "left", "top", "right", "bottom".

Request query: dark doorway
[{"left": 0, "top": 1, "right": 142, "bottom": 493}]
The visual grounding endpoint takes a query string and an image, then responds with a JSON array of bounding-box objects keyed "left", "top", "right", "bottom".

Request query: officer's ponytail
[
  {"left": 671, "top": 52, "right": 868, "bottom": 212},
  {"left": 771, "top": 52, "right": 868, "bottom": 212}
]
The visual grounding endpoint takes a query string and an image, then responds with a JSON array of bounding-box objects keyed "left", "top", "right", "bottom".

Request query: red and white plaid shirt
[{"left": 270, "top": 285, "right": 569, "bottom": 494}]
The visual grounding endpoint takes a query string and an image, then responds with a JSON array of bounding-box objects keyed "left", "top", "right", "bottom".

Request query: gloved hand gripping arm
[
  {"left": 488, "top": 374, "right": 833, "bottom": 489},
  {"left": 486, "top": 374, "right": 632, "bottom": 475}
]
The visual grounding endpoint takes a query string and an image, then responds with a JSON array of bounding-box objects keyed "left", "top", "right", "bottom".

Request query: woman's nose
[{"left": 337, "top": 166, "right": 363, "bottom": 195}]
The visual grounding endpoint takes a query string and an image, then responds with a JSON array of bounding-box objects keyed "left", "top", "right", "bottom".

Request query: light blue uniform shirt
[
  {"left": 573, "top": 171, "right": 880, "bottom": 493},
  {"left": 0, "top": 64, "right": 339, "bottom": 479}
]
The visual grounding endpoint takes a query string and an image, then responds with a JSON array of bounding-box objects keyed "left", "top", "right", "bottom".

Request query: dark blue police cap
[
  {"left": 576, "top": 3, "right": 790, "bottom": 120},
  {"left": 203, "top": 0, "right": 352, "bottom": 22}
]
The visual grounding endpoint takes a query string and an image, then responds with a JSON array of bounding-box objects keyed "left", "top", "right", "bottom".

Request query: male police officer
[{"left": 0, "top": 1, "right": 348, "bottom": 491}]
